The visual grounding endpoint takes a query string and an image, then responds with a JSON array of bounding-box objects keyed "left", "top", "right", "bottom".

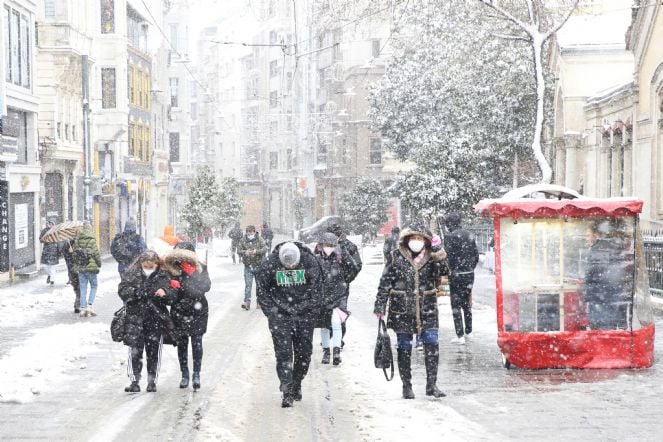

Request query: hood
[
  {"left": 161, "top": 249, "right": 201, "bottom": 276},
  {"left": 398, "top": 220, "right": 433, "bottom": 246},
  {"left": 445, "top": 212, "right": 462, "bottom": 230},
  {"left": 124, "top": 218, "right": 137, "bottom": 234}
]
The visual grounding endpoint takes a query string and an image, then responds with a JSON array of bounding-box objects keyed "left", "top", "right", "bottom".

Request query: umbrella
[{"left": 40, "top": 221, "right": 85, "bottom": 243}]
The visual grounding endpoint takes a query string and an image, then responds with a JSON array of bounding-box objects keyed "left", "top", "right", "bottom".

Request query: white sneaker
[
  {"left": 80, "top": 309, "right": 88, "bottom": 317},
  {"left": 87, "top": 306, "right": 97, "bottom": 316},
  {"left": 464, "top": 333, "right": 472, "bottom": 342},
  {"left": 457, "top": 336, "right": 466, "bottom": 345}
]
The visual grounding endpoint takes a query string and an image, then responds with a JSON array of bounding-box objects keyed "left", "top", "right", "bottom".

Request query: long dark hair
[{"left": 131, "top": 250, "right": 161, "bottom": 269}]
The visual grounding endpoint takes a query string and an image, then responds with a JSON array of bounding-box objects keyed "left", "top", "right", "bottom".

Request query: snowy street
[{"left": 0, "top": 246, "right": 661, "bottom": 441}]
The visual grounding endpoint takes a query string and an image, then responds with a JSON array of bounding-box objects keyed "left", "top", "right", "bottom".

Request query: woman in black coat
[
  {"left": 118, "top": 250, "right": 177, "bottom": 393},
  {"left": 314, "top": 232, "right": 357, "bottom": 366},
  {"left": 163, "top": 242, "right": 212, "bottom": 390},
  {"left": 374, "top": 221, "right": 448, "bottom": 399}
]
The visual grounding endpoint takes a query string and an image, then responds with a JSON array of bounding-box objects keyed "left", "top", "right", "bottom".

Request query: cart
[{"left": 475, "top": 185, "right": 655, "bottom": 369}]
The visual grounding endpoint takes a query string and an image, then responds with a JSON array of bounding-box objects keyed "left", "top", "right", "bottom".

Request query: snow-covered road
[{"left": 1, "top": 249, "right": 662, "bottom": 441}]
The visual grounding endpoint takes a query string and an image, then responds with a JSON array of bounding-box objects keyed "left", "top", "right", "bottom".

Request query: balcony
[{"left": 124, "top": 156, "right": 153, "bottom": 176}]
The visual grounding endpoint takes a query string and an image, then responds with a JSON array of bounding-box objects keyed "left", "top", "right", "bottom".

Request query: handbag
[
  {"left": 110, "top": 305, "right": 126, "bottom": 343},
  {"left": 373, "top": 318, "right": 394, "bottom": 381}
]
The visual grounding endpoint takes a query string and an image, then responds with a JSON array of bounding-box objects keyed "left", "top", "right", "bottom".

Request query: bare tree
[{"left": 475, "top": 0, "right": 580, "bottom": 184}]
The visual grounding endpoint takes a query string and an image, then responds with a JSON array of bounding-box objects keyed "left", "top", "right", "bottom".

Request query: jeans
[
  {"left": 177, "top": 335, "right": 204, "bottom": 373},
  {"left": 79, "top": 272, "right": 98, "bottom": 309},
  {"left": 397, "top": 329, "right": 438, "bottom": 350},
  {"left": 244, "top": 266, "right": 258, "bottom": 303},
  {"left": 320, "top": 309, "right": 343, "bottom": 349}
]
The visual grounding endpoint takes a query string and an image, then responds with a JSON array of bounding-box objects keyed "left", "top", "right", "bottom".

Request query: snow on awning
[{"left": 474, "top": 198, "right": 643, "bottom": 219}]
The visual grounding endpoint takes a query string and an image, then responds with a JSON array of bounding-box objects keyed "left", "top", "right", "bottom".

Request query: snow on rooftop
[{"left": 557, "top": 9, "right": 631, "bottom": 49}]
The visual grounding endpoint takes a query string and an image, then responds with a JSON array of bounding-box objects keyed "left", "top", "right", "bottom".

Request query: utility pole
[{"left": 82, "top": 55, "right": 92, "bottom": 222}]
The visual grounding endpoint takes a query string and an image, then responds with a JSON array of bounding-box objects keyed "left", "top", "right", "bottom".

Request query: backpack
[
  {"left": 111, "top": 234, "right": 135, "bottom": 263},
  {"left": 72, "top": 246, "right": 90, "bottom": 266}
]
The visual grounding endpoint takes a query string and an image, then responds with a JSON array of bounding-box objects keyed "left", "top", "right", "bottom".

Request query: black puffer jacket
[
  {"left": 39, "top": 227, "right": 60, "bottom": 265},
  {"left": 444, "top": 226, "right": 479, "bottom": 274},
  {"left": 118, "top": 265, "right": 177, "bottom": 347},
  {"left": 163, "top": 249, "right": 212, "bottom": 337},
  {"left": 256, "top": 242, "right": 324, "bottom": 322},
  {"left": 314, "top": 246, "right": 358, "bottom": 328},
  {"left": 374, "top": 223, "right": 448, "bottom": 335}
]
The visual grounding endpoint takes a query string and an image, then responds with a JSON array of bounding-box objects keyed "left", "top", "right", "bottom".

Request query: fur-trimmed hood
[
  {"left": 161, "top": 249, "right": 202, "bottom": 276},
  {"left": 397, "top": 221, "right": 446, "bottom": 266}
]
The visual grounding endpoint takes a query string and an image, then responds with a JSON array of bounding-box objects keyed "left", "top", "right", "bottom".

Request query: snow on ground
[{"left": 0, "top": 322, "right": 107, "bottom": 404}]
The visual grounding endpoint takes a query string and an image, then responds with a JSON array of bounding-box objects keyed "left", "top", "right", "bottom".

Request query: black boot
[
  {"left": 124, "top": 376, "right": 140, "bottom": 393},
  {"left": 179, "top": 368, "right": 190, "bottom": 389},
  {"left": 281, "top": 392, "right": 295, "bottom": 408},
  {"left": 332, "top": 347, "right": 342, "bottom": 366},
  {"left": 146, "top": 374, "right": 157, "bottom": 393},
  {"left": 397, "top": 349, "right": 415, "bottom": 399},
  {"left": 46, "top": 276, "right": 51, "bottom": 284},
  {"left": 424, "top": 344, "right": 446, "bottom": 398},
  {"left": 192, "top": 372, "right": 201, "bottom": 390},
  {"left": 291, "top": 382, "right": 302, "bottom": 401},
  {"left": 321, "top": 348, "right": 330, "bottom": 364}
]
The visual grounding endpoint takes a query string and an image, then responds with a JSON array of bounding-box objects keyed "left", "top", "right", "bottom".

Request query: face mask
[
  {"left": 408, "top": 239, "right": 425, "bottom": 253},
  {"left": 247, "top": 234, "right": 255, "bottom": 240},
  {"left": 143, "top": 268, "right": 155, "bottom": 277},
  {"left": 323, "top": 246, "right": 335, "bottom": 256}
]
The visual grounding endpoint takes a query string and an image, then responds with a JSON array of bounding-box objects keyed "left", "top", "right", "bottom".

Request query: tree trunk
[{"left": 532, "top": 34, "right": 552, "bottom": 184}]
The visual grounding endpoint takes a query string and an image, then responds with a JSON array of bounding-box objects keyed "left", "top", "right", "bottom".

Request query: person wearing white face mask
[
  {"left": 118, "top": 250, "right": 177, "bottom": 393},
  {"left": 374, "top": 221, "right": 449, "bottom": 399},
  {"left": 313, "top": 232, "right": 359, "bottom": 365}
]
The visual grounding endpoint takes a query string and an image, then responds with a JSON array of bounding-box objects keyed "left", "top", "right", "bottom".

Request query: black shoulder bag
[
  {"left": 373, "top": 318, "right": 394, "bottom": 381},
  {"left": 110, "top": 305, "right": 126, "bottom": 342}
]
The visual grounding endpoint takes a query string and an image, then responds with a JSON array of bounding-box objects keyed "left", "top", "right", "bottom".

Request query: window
[
  {"left": 170, "top": 78, "right": 179, "bottom": 107},
  {"left": 64, "top": 123, "right": 69, "bottom": 140},
  {"left": 190, "top": 103, "right": 198, "bottom": 120},
  {"left": 44, "top": 0, "right": 56, "bottom": 18},
  {"left": 190, "top": 80, "right": 197, "bottom": 98},
  {"left": 10, "top": 10, "right": 19, "bottom": 86},
  {"left": 372, "top": 39, "right": 381, "bottom": 58},
  {"left": 269, "top": 121, "right": 278, "bottom": 137},
  {"left": 286, "top": 149, "right": 292, "bottom": 169},
  {"left": 56, "top": 122, "right": 61, "bottom": 139},
  {"left": 287, "top": 72, "right": 293, "bottom": 92},
  {"left": 3, "top": 7, "right": 9, "bottom": 82},
  {"left": 269, "top": 152, "right": 278, "bottom": 170},
  {"left": 72, "top": 125, "right": 77, "bottom": 141},
  {"left": 128, "top": 66, "right": 135, "bottom": 103},
  {"left": 269, "top": 91, "right": 278, "bottom": 108},
  {"left": 269, "top": 60, "right": 278, "bottom": 77},
  {"left": 100, "top": 0, "right": 114, "bottom": 34},
  {"left": 369, "top": 138, "right": 382, "bottom": 165},
  {"left": 269, "top": 30, "right": 277, "bottom": 44},
  {"left": 20, "top": 14, "right": 29, "bottom": 87},
  {"left": 101, "top": 68, "right": 117, "bottom": 109},
  {"left": 169, "top": 132, "right": 180, "bottom": 162}
]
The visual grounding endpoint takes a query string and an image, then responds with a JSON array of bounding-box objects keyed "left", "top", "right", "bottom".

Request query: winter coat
[
  {"left": 163, "top": 249, "right": 212, "bottom": 338},
  {"left": 339, "top": 237, "right": 362, "bottom": 286},
  {"left": 228, "top": 227, "right": 243, "bottom": 244},
  {"left": 73, "top": 229, "right": 102, "bottom": 274},
  {"left": 255, "top": 242, "right": 325, "bottom": 322},
  {"left": 238, "top": 234, "right": 267, "bottom": 268},
  {"left": 118, "top": 265, "right": 177, "bottom": 347},
  {"left": 443, "top": 226, "right": 479, "bottom": 274},
  {"left": 111, "top": 230, "right": 147, "bottom": 265},
  {"left": 374, "top": 224, "right": 448, "bottom": 335},
  {"left": 314, "top": 246, "right": 358, "bottom": 328},
  {"left": 262, "top": 227, "right": 274, "bottom": 242},
  {"left": 383, "top": 232, "right": 399, "bottom": 263},
  {"left": 39, "top": 228, "right": 60, "bottom": 265}
]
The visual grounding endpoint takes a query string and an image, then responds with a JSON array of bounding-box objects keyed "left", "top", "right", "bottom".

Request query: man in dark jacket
[
  {"left": 228, "top": 223, "right": 243, "bottom": 264},
  {"left": 443, "top": 213, "right": 479, "bottom": 344},
  {"left": 39, "top": 220, "right": 60, "bottom": 285},
  {"left": 61, "top": 239, "right": 81, "bottom": 313},
  {"left": 256, "top": 241, "right": 324, "bottom": 408},
  {"left": 383, "top": 226, "right": 400, "bottom": 264},
  {"left": 328, "top": 222, "right": 362, "bottom": 348},
  {"left": 262, "top": 223, "right": 274, "bottom": 252},
  {"left": 111, "top": 218, "right": 147, "bottom": 277},
  {"left": 238, "top": 225, "right": 267, "bottom": 310}
]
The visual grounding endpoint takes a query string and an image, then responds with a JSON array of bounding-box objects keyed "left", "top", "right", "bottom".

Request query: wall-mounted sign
[
  {"left": 14, "top": 203, "right": 28, "bottom": 249},
  {"left": 0, "top": 181, "right": 9, "bottom": 272}
]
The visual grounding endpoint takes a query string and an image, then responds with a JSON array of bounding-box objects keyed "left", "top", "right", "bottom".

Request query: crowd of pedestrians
[{"left": 37, "top": 213, "right": 481, "bottom": 407}]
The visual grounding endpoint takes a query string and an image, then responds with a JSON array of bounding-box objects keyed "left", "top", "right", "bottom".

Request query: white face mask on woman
[
  {"left": 408, "top": 239, "right": 425, "bottom": 253},
  {"left": 142, "top": 267, "right": 155, "bottom": 277},
  {"left": 323, "top": 246, "right": 335, "bottom": 256}
]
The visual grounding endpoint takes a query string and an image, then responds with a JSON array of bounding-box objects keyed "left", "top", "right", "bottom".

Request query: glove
[
  {"left": 170, "top": 279, "right": 181, "bottom": 289},
  {"left": 180, "top": 262, "right": 196, "bottom": 276}
]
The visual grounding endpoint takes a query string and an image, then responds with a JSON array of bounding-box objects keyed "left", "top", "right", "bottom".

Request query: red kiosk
[{"left": 475, "top": 185, "right": 655, "bottom": 369}]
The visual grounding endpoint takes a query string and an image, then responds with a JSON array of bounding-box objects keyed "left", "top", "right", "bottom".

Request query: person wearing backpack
[
  {"left": 73, "top": 222, "right": 102, "bottom": 317},
  {"left": 111, "top": 218, "right": 147, "bottom": 277}
]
